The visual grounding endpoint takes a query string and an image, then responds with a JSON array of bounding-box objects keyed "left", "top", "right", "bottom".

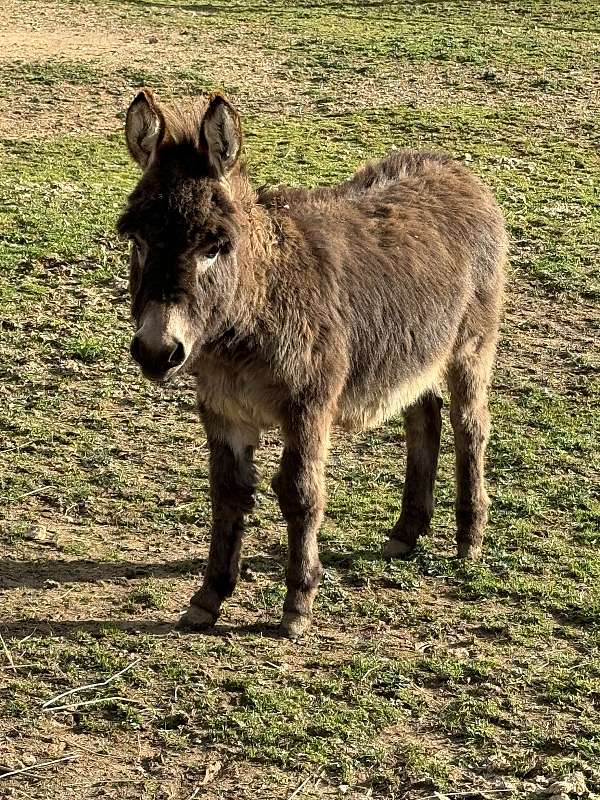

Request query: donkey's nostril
[
  {"left": 168, "top": 341, "right": 186, "bottom": 367},
  {"left": 130, "top": 334, "right": 185, "bottom": 377},
  {"left": 130, "top": 335, "right": 143, "bottom": 365}
]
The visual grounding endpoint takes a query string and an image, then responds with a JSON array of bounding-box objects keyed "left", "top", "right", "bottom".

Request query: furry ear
[
  {"left": 200, "top": 94, "right": 242, "bottom": 176},
  {"left": 125, "top": 89, "right": 166, "bottom": 169}
]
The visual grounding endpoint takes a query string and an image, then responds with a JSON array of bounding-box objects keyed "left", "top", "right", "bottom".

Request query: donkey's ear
[
  {"left": 200, "top": 94, "right": 242, "bottom": 176},
  {"left": 125, "top": 89, "right": 166, "bottom": 169}
]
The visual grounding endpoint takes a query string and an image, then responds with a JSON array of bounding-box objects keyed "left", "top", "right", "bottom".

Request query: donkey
[{"left": 117, "top": 89, "right": 507, "bottom": 637}]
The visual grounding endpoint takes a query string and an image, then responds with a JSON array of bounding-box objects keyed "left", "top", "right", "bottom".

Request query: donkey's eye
[
  {"left": 197, "top": 247, "right": 220, "bottom": 274},
  {"left": 129, "top": 237, "right": 149, "bottom": 264}
]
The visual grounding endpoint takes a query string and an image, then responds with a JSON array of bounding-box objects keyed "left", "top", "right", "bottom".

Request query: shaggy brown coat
[{"left": 117, "top": 90, "right": 507, "bottom": 637}]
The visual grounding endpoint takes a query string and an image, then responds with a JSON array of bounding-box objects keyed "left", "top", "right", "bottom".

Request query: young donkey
[{"left": 118, "top": 90, "right": 507, "bottom": 637}]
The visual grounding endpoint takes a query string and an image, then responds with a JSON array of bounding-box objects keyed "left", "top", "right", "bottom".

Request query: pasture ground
[{"left": 0, "top": 1, "right": 599, "bottom": 798}]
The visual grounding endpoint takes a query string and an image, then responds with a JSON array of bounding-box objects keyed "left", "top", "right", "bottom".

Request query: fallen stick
[
  {"left": 0, "top": 754, "right": 79, "bottom": 780},
  {"left": 42, "top": 658, "right": 142, "bottom": 709},
  {"left": 419, "top": 790, "right": 513, "bottom": 800},
  {"left": 288, "top": 767, "right": 325, "bottom": 800},
  {"left": 13, "top": 485, "right": 57, "bottom": 502},
  {"left": 0, "top": 633, "right": 16, "bottom": 672},
  {"left": 288, "top": 775, "right": 312, "bottom": 800},
  {"left": 43, "top": 695, "right": 145, "bottom": 713}
]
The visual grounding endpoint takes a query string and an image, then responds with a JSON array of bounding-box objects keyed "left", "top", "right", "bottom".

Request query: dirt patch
[
  {"left": 500, "top": 281, "right": 599, "bottom": 394},
  {"left": 1, "top": 84, "right": 127, "bottom": 136},
  {"left": 1, "top": 0, "right": 596, "bottom": 137},
  {"left": 0, "top": 8, "right": 127, "bottom": 61}
]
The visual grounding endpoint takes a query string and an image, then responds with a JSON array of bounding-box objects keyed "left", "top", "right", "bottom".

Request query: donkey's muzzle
[{"left": 130, "top": 334, "right": 186, "bottom": 381}]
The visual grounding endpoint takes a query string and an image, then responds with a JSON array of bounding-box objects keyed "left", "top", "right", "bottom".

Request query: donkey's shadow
[
  {"left": 0, "top": 557, "right": 208, "bottom": 590},
  {"left": 0, "top": 616, "right": 284, "bottom": 642},
  {"left": 0, "top": 546, "right": 289, "bottom": 590},
  {"left": 0, "top": 552, "right": 289, "bottom": 640},
  {"left": 0, "top": 543, "right": 435, "bottom": 641},
  {"left": 0, "top": 534, "right": 401, "bottom": 590}
]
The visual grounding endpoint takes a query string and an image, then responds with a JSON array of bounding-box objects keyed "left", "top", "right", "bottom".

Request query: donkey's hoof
[
  {"left": 457, "top": 542, "right": 482, "bottom": 560},
  {"left": 177, "top": 604, "right": 216, "bottom": 631},
  {"left": 382, "top": 537, "right": 414, "bottom": 559},
  {"left": 280, "top": 612, "right": 311, "bottom": 639}
]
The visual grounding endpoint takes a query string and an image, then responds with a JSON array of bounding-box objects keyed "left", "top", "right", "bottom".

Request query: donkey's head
[{"left": 117, "top": 89, "right": 245, "bottom": 382}]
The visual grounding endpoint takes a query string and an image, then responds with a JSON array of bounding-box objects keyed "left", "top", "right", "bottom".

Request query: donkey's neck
[{"left": 228, "top": 175, "right": 282, "bottom": 330}]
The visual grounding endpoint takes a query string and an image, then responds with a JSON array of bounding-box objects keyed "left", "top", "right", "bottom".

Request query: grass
[{"left": 0, "top": 0, "right": 599, "bottom": 798}]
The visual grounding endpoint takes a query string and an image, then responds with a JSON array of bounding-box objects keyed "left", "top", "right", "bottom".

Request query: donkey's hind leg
[
  {"left": 383, "top": 390, "right": 443, "bottom": 558},
  {"left": 179, "top": 410, "right": 259, "bottom": 630},
  {"left": 447, "top": 333, "right": 497, "bottom": 560}
]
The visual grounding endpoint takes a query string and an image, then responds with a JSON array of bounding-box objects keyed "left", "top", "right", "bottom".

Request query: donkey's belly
[
  {"left": 335, "top": 360, "right": 443, "bottom": 431},
  {"left": 193, "top": 349, "right": 443, "bottom": 434}
]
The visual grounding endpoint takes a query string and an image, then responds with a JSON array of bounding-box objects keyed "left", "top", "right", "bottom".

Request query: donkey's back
[{"left": 264, "top": 149, "right": 507, "bottom": 433}]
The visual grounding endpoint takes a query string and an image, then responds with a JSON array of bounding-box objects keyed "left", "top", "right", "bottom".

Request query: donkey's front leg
[
  {"left": 179, "top": 411, "right": 259, "bottom": 630},
  {"left": 272, "top": 410, "right": 330, "bottom": 638}
]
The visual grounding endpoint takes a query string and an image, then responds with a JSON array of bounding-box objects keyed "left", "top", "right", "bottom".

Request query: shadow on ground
[
  {"left": 0, "top": 548, "right": 286, "bottom": 589},
  {"left": 0, "top": 557, "right": 208, "bottom": 588},
  {"left": 0, "top": 617, "right": 282, "bottom": 640}
]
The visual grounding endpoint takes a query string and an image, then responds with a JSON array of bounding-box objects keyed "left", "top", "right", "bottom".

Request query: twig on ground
[
  {"left": 419, "top": 790, "right": 513, "bottom": 800},
  {"left": 58, "top": 585, "right": 76, "bottom": 601},
  {"left": 359, "top": 665, "right": 380, "bottom": 684},
  {"left": 263, "top": 661, "right": 284, "bottom": 671},
  {"left": 42, "top": 658, "right": 142, "bottom": 709},
  {"left": 172, "top": 501, "right": 195, "bottom": 511},
  {"left": 43, "top": 695, "right": 145, "bottom": 713},
  {"left": 13, "top": 485, "right": 57, "bottom": 502},
  {"left": 0, "top": 633, "right": 16, "bottom": 672},
  {"left": 288, "top": 767, "right": 325, "bottom": 800},
  {"left": 288, "top": 775, "right": 312, "bottom": 800},
  {"left": 63, "top": 779, "right": 143, "bottom": 788},
  {"left": 0, "top": 439, "right": 36, "bottom": 454},
  {"left": 0, "top": 754, "right": 79, "bottom": 780}
]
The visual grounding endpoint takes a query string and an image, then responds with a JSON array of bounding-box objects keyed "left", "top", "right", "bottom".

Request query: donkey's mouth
[{"left": 139, "top": 364, "right": 183, "bottom": 385}]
